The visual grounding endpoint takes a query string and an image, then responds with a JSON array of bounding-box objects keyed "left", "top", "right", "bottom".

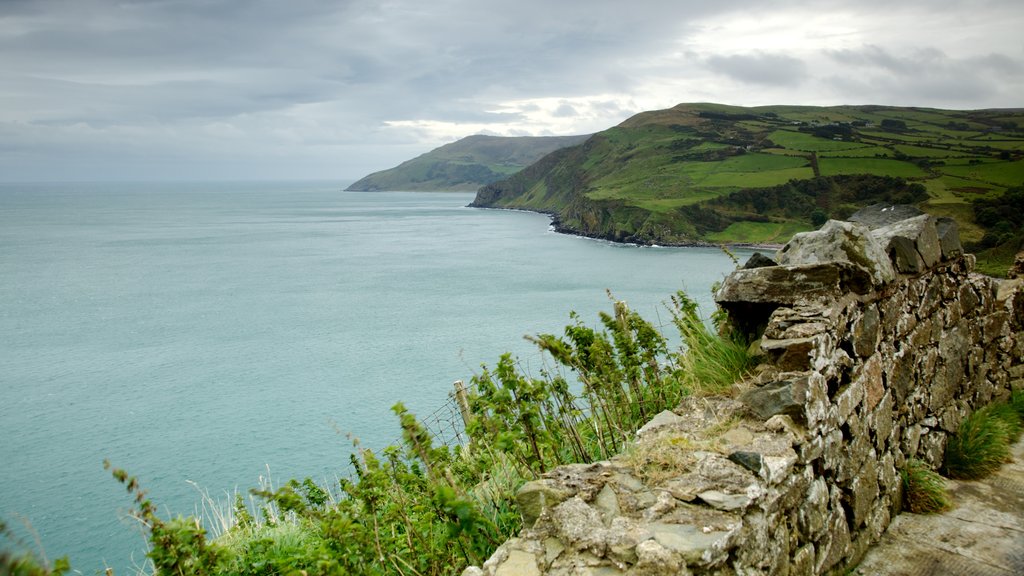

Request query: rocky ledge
[{"left": 466, "top": 206, "right": 1024, "bottom": 576}]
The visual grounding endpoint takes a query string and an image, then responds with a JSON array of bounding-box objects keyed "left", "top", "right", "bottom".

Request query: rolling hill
[
  {"left": 346, "top": 134, "right": 589, "bottom": 191},
  {"left": 471, "top": 103, "right": 1024, "bottom": 273}
]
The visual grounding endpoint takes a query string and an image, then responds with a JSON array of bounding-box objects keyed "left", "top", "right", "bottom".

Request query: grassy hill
[
  {"left": 471, "top": 103, "right": 1024, "bottom": 274},
  {"left": 346, "top": 134, "right": 589, "bottom": 191}
]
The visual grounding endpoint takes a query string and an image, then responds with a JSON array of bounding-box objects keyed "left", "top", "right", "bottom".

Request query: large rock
[
  {"left": 775, "top": 220, "right": 895, "bottom": 288},
  {"left": 871, "top": 214, "right": 942, "bottom": 274},
  {"left": 935, "top": 217, "right": 963, "bottom": 260},
  {"left": 517, "top": 480, "right": 572, "bottom": 527}
]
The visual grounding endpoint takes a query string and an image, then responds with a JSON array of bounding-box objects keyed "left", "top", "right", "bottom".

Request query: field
[{"left": 476, "top": 103, "right": 1024, "bottom": 273}]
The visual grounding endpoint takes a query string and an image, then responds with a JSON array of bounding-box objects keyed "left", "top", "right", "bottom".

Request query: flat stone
[
  {"left": 697, "top": 489, "right": 752, "bottom": 511},
  {"left": 761, "top": 336, "right": 816, "bottom": 371},
  {"left": 494, "top": 550, "right": 541, "bottom": 576},
  {"left": 650, "top": 522, "right": 731, "bottom": 563},
  {"left": 637, "top": 410, "right": 685, "bottom": 436}
]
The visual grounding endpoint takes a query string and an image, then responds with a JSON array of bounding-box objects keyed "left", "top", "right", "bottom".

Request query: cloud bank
[{"left": 1, "top": 0, "right": 1021, "bottom": 180}]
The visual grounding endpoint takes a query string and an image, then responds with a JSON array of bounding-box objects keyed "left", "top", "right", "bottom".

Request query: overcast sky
[{"left": 2, "top": 0, "right": 1022, "bottom": 181}]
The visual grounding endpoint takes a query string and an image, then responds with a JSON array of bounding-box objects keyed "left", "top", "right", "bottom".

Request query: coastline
[{"left": 467, "top": 203, "right": 786, "bottom": 254}]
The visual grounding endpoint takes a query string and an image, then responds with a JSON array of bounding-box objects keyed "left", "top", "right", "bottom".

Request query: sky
[{"left": 1, "top": 0, "right": 1022, "bottom": 182}]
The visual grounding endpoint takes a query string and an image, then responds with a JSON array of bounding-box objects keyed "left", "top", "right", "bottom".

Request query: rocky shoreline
[{"left": 468, "top": 203, "right": 786, "bottom": 252}]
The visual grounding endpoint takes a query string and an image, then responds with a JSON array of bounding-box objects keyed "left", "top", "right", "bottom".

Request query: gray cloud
[
  {"left": 1, "top": 0, "right": 1022, "bottom": 180},
  {"left": 705, "top": 53, "right": 808, "bottom": 86}
]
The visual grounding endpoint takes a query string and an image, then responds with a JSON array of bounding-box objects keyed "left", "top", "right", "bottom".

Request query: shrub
[
  {"left": 901, "top": 459, "right": 951, "bottom": 514},
  {"left": 942, "top": 405, "right": 1015, "bottom": 480}
]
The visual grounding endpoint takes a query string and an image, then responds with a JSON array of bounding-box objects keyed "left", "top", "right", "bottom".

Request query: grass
[
  {"left": 942, "top": 402, "right": 1021, "bottom": 480},
  {"left": 817, "top": 157, "right": 929, "bottom": 178},
  {"left": 670, "top": 292, "right": 754, "bottom": 396},
  {"left": 901, "top": 459, "right": 952, "bottom": 514},
  {"left": 706, "top": 220, "right": 810, "bottom": 244}
]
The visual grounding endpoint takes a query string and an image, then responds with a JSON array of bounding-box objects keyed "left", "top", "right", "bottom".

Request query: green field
[
  {"left": 474, "top": 103, "right": 1024, "bottom": 273},
  {"left": 706, "top": 220, "right": 811, "bottom": 244},
  {"left": 818, "top": 158, "right": 929, "bottom": 178}
]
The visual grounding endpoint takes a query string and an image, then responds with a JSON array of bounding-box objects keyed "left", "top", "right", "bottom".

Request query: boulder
[
  {"left": 741, "top": 252, "right": 778, "bottom": 269},
  {"left": 871, "top": 214, "right": 942, "bottom": 274},
  {"left": 775, "top": 220, "right": 895, "bottom": 288},
  {"left": 935, "top": 217, "right": 963, "bottom": 260}
]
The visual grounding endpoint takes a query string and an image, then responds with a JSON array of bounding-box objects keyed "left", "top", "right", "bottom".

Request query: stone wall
[{"left": 466, "top": 206, "right": 1024, "bottom": 576}]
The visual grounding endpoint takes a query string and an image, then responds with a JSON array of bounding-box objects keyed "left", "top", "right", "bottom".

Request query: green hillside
[
  {"left": 471, "top": 103, "right": 1024, "bottom": 273},
  {"left": 346, "top": 134, "right": 589, "bottom": 191}
]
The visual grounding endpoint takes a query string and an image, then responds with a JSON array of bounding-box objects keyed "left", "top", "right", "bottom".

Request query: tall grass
[
  {"left": 901, "top": 459, "right": 951, "bottom": 514},
  {"left": 943, "top": 402, "right": 1020, "bottom": 480},
  {"left": 669, "top": 291, "right": 754, "bottom": 396}
]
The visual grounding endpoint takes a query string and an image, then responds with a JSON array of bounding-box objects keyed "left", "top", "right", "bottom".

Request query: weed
[
  {"left": 942, "top": 405, "right": 1014, "bottom": 480},
  {"left": 669, "top": 291, "right": 754, "bottom": 396},
  {"left": 0, "top": 520, "right": 70, "bottom": 576},
  {"left": 901, "top": 459, "right": 952, "bottom": 514}
]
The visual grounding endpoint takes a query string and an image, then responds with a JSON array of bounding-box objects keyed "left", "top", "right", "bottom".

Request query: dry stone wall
[{"left": 467, "top": 206, "right": 1024, "bottom": 576}]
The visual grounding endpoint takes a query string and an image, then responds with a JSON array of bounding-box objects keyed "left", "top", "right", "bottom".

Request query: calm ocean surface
[{"left": 0, "top": 181, "right": 750, "bottom": 573}]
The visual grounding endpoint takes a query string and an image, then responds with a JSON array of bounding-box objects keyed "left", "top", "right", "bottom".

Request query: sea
[{"left": 0, "top": 181, "right": 751, "bottom": 574}]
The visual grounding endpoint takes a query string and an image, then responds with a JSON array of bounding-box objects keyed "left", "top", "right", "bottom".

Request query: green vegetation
[
  {"left": 81, "top": 292, "right": 750, "bottom": 575},
  {"left": 900, "top": 459, "right": 951, "bottom": 514},
  {"left": 942, "top": 400, "right": 1023, "bottom": 480},
  {"left": 346, "top": 134, "right": 589, "bottom": 191},
  {"left": 0, "top": 521, "right": 69, "bottom": 576},
  {"left": 472, "top": 103, "right": 1024, "bottom": 274}
]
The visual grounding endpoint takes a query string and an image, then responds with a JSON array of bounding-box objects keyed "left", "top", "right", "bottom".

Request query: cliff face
[{"left": 468, "top": 209, "right": 1024, "bottom": 575}]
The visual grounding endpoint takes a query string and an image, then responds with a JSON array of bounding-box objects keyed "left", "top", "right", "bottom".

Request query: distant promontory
[{"left": 345, "top": 134, "right": 589, "bottom": 192}]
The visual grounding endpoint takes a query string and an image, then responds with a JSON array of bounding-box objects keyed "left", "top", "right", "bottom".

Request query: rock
[
  {"left": 935, "top": 217, "right": 963, "bottom": 260},
  {"left": 697, "top": 489, "right": 752, "bottom": 511},
  {"left": 848, "top": 203, "right": 924, "bottom": 228},
  {"left": 494, "top": 549, "right": 541, "bottom": 576},
  {"left": 1009, "top": 250, "right": 1024, "bottom": 279},
  {"left": 637, "top": 410, "right": 685, "bottom": 436},
  {"left": 716, "top": 263, "right": 847, "bottom": 306},
  {"left": 741, "top": 379, "right": 805, "bottom": 421},
  {"left": 634, "top": 539, "right": 683, "bottom": 573},
  {"left": 552, "top": 497, "right": 606, "bottom": 552},
  {"left": 775, "top": 220, "right": 895, "bottom": 288},
  {"left": 852, "top": 304, "right": 881, "bottom": 358},
  {"left": 871, "top": 214, "right": 942, "bottom": 274},
  {"left": 727, "top": 451, "right": 764, "bottom": 475},
  {"left": 760, "top": 336, "right": 816, "bottom": 371},
  {"left": 593, "top": 484, "right": 621, "bottom": 525},
  {"left": 517, "top": 480, "right": 572, "bottom": 527},
  {"left": 742, "top": 252, "right": 778, "bottom": 269},
  {"left": 649, "top": 522, "right": 731, "bottom": 564}
]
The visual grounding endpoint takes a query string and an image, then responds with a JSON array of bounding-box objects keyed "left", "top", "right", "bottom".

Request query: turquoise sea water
[{"left": 0, "top": 181, "right": 750, "bottom": 573}]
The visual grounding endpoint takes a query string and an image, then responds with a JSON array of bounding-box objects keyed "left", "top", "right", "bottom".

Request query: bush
[
  {"left": 901, "top": 459, "right": 951, "bottom": 514},
  {"left": 942, "top": 404, "right": 1018, "bottom": 480}
]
